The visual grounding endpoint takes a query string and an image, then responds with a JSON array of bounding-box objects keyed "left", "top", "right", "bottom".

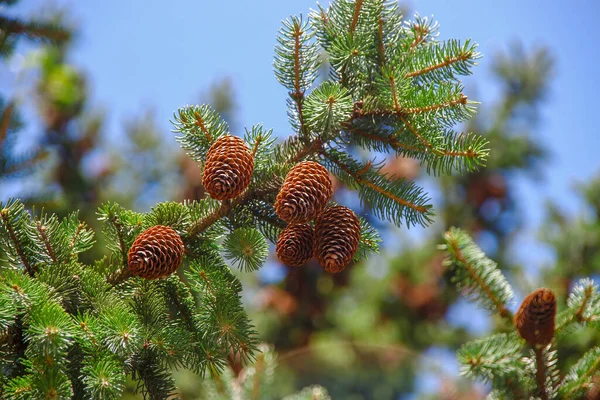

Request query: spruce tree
[
  {"left": 0, "top": 0, "right": 495, "bottom": 398},
  {"left": 0, "top": 0, "right": 69, "bottom": 190}
]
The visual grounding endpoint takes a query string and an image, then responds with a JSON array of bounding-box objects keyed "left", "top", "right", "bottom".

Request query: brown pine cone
[
  {"left": 202, "top": 135, "right": 254, "bottom": 200},
  {"left": 128, "top": 225, "right": 185, "bottom": 279},
  {"left": 275, "top": 161, "right": 333, "bottom": 224},
  {"left": 514, "top": 288, "right": 556, "bottom": 347},
  {"left": 276, "top": 224, "right": 314, "bottom": 267},
  {"left": 314, "top": 205, "right": 361, "bottom": 273}
]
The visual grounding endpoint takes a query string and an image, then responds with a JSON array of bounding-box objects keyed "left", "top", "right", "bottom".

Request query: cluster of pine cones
[
  {"left": 274, "top": 161, "right": 361, "bottom": 273},
  {"left": 127, "top": 135, "right": 361, "bottom": 279}
]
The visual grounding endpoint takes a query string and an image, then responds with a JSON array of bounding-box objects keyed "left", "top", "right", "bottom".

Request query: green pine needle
[{"left": 223, "top": 228, "right": 269, "bottom": 272}]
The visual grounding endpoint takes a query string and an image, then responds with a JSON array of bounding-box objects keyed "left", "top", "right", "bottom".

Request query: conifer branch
[
  {"left": 0, "top": 16, "right": 70, "bottom": 43},
  {"left": 0, "top": 100, "right": 14, "bottom": 145},
  {"left": 403, "top": 93, "right": 467, "bottom": 114},
  {"left": 405, "top": 51, "right": 474, "bottom": 78},
  {"left": 349, "top": 0, "right": 364, "bottom": 37},
  {"left": 0, "top": 208, "right": 35, "bottom": 277},
  {"left": 398, "top": 115, "right": 437, "bottom": 152},
  {"left": 409, "top": 23, "right": 428, "bottom": 51},
  {"left": 534, "top": 348, "right": 549, "bottom": 400},
  {"left": 443, "top": 228, "right": 514, "bottom": 323},
  {"left": 377, "top": 15, "right": 385, "bottom": 65},
  {"left": 35, "top": 221, "right": 56, "bottom": 264},
  {"left": 292, "top": 22, "right": 307, "bottom": 135},
  {"left": 194, "top": 110, "right": 212, "bottom": 142},
  {"left": 324, "top": 152, "right": 428, "bottom": 214}
]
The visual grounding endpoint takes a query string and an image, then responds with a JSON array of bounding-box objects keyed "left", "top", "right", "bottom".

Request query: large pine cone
[
  {"left": 275, "top": 161, "right": 333, "bottom": 224},
  {"left": 514, "top": 288, "right": 556, "bottom": 347},
  {"left": 314, "top": 206, "right": 361, "bottom": 273},
  {"left": 128, "top": 225, "right": 185, "bottom": 279},
  {"left": 203, "top": 135, "right": 254, "bottom": 200},
  {"left": 276, "top": 224, "right": 314, "bottom": 267}
]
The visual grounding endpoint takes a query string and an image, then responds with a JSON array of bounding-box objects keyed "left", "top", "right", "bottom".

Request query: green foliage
[
  {"left": 556, "top": 278, "right": 600, "bottom": 335},
  {"left": 457, "top": 333, "right": 525, "bottom": 385},
  {"left": 444, "top": 228, "right": 600, "bottom": 398},
  {"left": 442, "top": 227, "right": 514, "bottom": 320},
  {"left": 223, "top": 228, "right": 269, "bottom": 272},
  {"left": 172, "top": 104, "right": 230, "bottom": 162}
]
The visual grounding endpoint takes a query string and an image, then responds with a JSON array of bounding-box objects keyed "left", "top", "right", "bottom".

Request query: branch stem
[
  {"left": 446, "top": 234, "right": 514, "bottom": 324},
  {"left": 405, "top": 52, "right": 473, "bottom": 79},
  {"left": 534, "top": 347, "right": 549, "bottom": 400},
  {"left": 0, "top": 209, "right": 35, "bottom": 277}
]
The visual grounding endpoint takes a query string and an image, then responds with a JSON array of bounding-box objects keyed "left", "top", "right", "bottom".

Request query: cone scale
[
  {"left": 128, "top": 225, "right": 185, "bottom": 279},
  {"left": 276, "top": 223, "right": 315, "bottom": 267},
  {"left": 275, "top": 161, "right": 333, "bottom": 224},
  {"left": 203, "top": 135, "right": 254, "bottom": 200},
  {"left": 515, "top": 288, "right": 556, "bottom": 347},
  {"left": 314, "top": 205, "right": 361, "bottom": 273}
]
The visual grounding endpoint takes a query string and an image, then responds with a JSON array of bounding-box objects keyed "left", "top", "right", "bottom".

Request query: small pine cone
[
  {"left": 128, "top": 225, "right": 185, "bottom": 279},
  {"left": 275, "top": 161, "right": 333, "bottom": 224},
  {"left": 314, "top": 206, "right": 361, "bottom": 273},
  {"left": 276, "top": 224, "right": 314, "bottom": 267},
  {"left": 203, "top": 135, "right": 254, "bottom": 200},
  {"left": 514, "top": 288, "right": 557, "bottom": 347}
]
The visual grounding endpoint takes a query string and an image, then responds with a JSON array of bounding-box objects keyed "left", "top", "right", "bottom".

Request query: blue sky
[{"left": 7, "top": 1, "right": 600, "bottom": 268}]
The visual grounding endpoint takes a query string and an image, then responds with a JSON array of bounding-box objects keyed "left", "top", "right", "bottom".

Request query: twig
[
  {"left": 0, "top": 209, "right": 35, "bottom": 277},
  {"left": 349, "top": 0, "right": 364, "bottom": 37},
  {"left": 405, "top": 52, "right": 473, "bottom": 79},
  {"left": 324, "top": 152, "right": 429, "bottom": 214},
  {"left": 36, "top": 221, "right": 56, "bottom": 263},
  {"left": 534, "top": 347, "right": 549, "bottom": 400},
  {"left": 403, "top": 94, "right": 467, "bottom": 114},
  {"left": 292, "top": 21, "right": 307, "bottom": 136},
  {"left": 446, "top": 234, "right": 514, "bottom": 324},
  {"left": 0, "top": 100, "right": 14, "bottom": 145}
]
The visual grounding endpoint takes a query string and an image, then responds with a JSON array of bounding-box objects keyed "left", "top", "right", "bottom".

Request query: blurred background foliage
[{"left": 1, "top": 1, "right": 597, "bottom": 399}]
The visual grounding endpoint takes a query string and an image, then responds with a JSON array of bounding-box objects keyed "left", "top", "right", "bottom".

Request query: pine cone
[
  {"left": 203, "top": 135, "right": 254, "bottom": 200},
  {"left": 275, "top": 161, "right": 333, "bottom": 224},
  {"left": 276, "top": 224, "right": 314, "bottom": 267},
  {"left": 314, "top": 206, "right": 361, "bottom": 273},
  {"left": 514, "top": 288, "right": 556, "bottom": 347},
  {"left": 128, "top": 225, "right": 185, "bottom": 279}
]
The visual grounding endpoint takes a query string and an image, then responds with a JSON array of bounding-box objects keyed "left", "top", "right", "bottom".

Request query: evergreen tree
[
  {"left": 2, "top": 0, "right": 498, "bottom": 397},
  {"left": 0, "top": 0, "right": 69, "bottom": 191}
]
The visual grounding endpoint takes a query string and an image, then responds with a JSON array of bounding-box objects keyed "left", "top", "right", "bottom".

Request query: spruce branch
[
  {"left": 0, "top": 16, "right": 70, "bottom": 43},
  {"left": 559, "top": 347, "right": 600, "bottom": 398},
  {"left": 556, "top": 278, "right": 600, "bottom": 335},
  {"left": 322, "top": 148, "right": 433, "bottom": 227},
  {"left": 404, "top": 39, "right": 480, "bottom": 80},
  {"left": 0, "top": 199, "right": 42, "bottom": 276},
  {"left": 442, "top": 228, "right": 514, "bottom": 323},
  {"left": 349, "top": 0, "right": 364, "bottom": 37},
  {"left": 457, "top": 333, "right": 525, "bottom": 384},
  {"left": 534, "top": 347, "right": 549, "bottom": 400},
  {"left": 0, "top": 100, "right": 14, "bottom": 145}
]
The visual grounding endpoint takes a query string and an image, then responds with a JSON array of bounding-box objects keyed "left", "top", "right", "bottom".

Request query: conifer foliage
[
  {"left": 1, "top": 1, "right": 487, "bottom": 398},
  {"left": 443, "top": 228, "right": 600, "bottom": 399}
]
